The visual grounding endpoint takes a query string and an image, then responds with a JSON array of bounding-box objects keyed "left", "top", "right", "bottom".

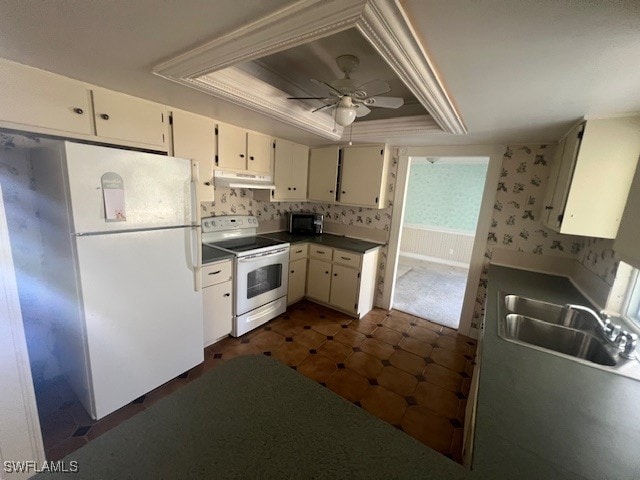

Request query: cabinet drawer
[
  {"left": 309, "top": 244, "right": 333, "bottom": 260},
  {"left": 332, "top": 249, "right": 361, "bottom": 269},
  {"left": 202, "top": 260, "right": 233, "bottom": 287},
  {"left": 289, "top": 243, "right": 309, "bottom": 262}
]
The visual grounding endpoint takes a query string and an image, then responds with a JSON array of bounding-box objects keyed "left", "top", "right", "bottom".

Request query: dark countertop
[
  {"left": 475, "top": 265, "right": 640, "bottom": 479},
  {"left": 261, "top": 231, "right": 384, "bottom": 254},
  {"left": 202, "top": 244, "right": 235, "bottom": 265}
]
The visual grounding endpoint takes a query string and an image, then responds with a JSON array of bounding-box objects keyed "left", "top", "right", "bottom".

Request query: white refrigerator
[{"left": 32, "top": 141, "right": 203, "bottom": 420}]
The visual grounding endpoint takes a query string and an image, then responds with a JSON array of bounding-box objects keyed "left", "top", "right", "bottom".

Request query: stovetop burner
[{"left": 207, "top": 236, "right": 287, "bottom": 253}]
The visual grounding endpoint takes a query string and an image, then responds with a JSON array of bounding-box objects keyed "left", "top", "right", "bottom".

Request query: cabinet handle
[
  {"left": 325, "top": 271, "right": 329, "bottom": 274},
  {"left": 204, "top": 181, "right": 211, "bottom": 186},
  {"left": 342, "top": 191, "right": 346, "bottom": 194},
  {"left": 329, "top": 190, "right": 334, "bottom": 193},
  {"left": 239, "top": 154, "right": 245, "bottom": 158},
  {"left": 291, "top": 270, "right": 295, "bottom": 274},
  {"left": 100, "top": 113, "right": 110, "bottom": 120},
  {"left": 73, "top": 107, "right": 84, "bottom": 115},
  {"left": 223, "top": 293, "right": 231, "bottom": 297},
  {"left": 341, "top": 256, "right": 350, "bottom": 260},
  {"left": 316, "top": 251, "right": 324, "bottom": 254},
  {"left": 288, "top": 187, "right": 292, "bottom": 191},
  {"left": 249, "top": 156, "right": 254, "bottom": 160},
  {"left": 295, "top": 249, "right": 302, "bottom": 254},
  {"left": 208, "top": 270, "right": 222, "bottom": 275},
  {"left": 293, "top": 187, "right": 297, "bottom": 191},
  {"left": 545, "top": 206, "right": 553, "bottom": 210},
  {"left": 333, "top": 273, "right": 337, "bottom": 277}
]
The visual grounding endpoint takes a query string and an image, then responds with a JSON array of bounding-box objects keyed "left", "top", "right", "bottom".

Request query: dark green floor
[{"left": 36, "top": 355, "right": 469, "bottom": 479}]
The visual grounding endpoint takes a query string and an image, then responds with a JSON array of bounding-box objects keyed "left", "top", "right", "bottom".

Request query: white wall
[{"left": 400, "top": 225, "right": 473, "bottom": 267}]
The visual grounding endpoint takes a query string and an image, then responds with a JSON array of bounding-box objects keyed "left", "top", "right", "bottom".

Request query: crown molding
[
  {"left": 342, "top": 115, "right": 441, "bottom": 141},
  {"left": 153, "top": 0, "right": 466, "bottom": 138}
]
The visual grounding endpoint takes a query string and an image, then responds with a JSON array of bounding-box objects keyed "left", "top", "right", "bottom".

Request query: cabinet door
[
  {"left": 203, "top": 281, "right": 233, "bottom": 347},
  {"left": 172, "top": 109, "right": 216, "bottom": 203},
  {"left": 92, "top": 88, "right": 168, "bottom": 149},
  {"left": 308, "top": 147, "right": 339, "bottom": 202},
  {"left": 306, "top": 258, "right": 331, "bottom": 303},
  {"left": 288, "top": 258, "right": 307, "bottom": 305},
  {"left": 542, "top": 123, "right": 583, "bottom": 231},
  {"left": 273, "top": 139, "right": 293, "bottom": 201},
  {"left": 340, "top": 145, "right": 385, "bottom": 207},
  {"left": 247, "top": 132, "right": 272, "bottom": 174},
  {"left": 217, "top": 123, "right": 247, "bottom": 171},
  {"left": 329, "top": 264, "right": 359, "bottom": 314},
  {"left": 291, "top": 144, "right": 309, "bottom": 199},
  {"left": 0, "top": 58, "right": 93, "bottom": 136}
]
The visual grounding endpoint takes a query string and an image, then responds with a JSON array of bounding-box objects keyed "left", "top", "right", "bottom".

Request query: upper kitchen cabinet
[
  {"left": 216, "top": 123, "right": 271, "bottom": 174},
  {"left": 272, "top": 138, "right": 309, "bottom": 201},
  {"left": 0, "top": 58, "right": 93, "bottom": 136},
  {"left": 542, "top": 116, "right": 640, "bottom": 238},
  {"left": 92, "top": 89, "right": 169, "bottom": 150},
  {"left": 308, "top": 146, "right": 339, "bottom": 203},
  {"left": 614, "top": 159, "right": 640, "bottom": 270},
  {"left": 339, "top": 145, "right": 391, "bottom": 209},
  {"left": 171, "top": 109, "right": 217, "bottom": 203}
]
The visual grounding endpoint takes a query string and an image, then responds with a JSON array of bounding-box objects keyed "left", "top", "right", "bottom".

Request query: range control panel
[{"left": 201, "top": 215, "right": 258, "bottom": 233}]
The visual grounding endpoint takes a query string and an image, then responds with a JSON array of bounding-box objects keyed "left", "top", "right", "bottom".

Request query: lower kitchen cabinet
[
  {"left": 202, "top": 260, "right": 233, "bottom": 347},
  {"left": 304, "top": 244, "right": 379, "bottom": 318},
  {"left": 329, "top": 264, "right": 360, "bottom": 314},
  {"left": 288, "top": 258, "right": 307, "bottom": 305},
  {"left": 288, "top": 243, "right": 309, "bottom": 305},
  {"left": 306, "top": 258, "right": 332, "bottom": 303}
]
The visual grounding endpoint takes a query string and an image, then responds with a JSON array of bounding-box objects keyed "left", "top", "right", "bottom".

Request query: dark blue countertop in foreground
[{"left": 261, "top": 231, "right": 384, "bottom": 254}]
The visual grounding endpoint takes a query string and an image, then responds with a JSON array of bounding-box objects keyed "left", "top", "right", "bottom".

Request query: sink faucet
[
  {"left": 566, "top": 304, "right": 638, "bottom": 359},
  {"left": 615, "top": 331, "right": 638, "bottom": 359},
  {"left": 565, "top": 304, "right": 609, "bottom": 331}
]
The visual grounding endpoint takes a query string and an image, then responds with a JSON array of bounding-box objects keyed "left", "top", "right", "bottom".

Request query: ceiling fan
[{"left": 287, "top": 54, "right": 404, "bottom": 127}]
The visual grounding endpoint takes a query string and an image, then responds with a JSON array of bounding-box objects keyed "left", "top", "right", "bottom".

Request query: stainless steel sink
[
  {"left": 504, "top": 295, "right": 597, "bottom": 333},
  {"left": 500, "top": 314, "right": 616, "bottom": 366},
  {"left": 497, "top": 292, "right": 640, "bottom": 380}
]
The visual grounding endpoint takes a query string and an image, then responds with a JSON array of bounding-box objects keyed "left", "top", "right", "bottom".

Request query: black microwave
[{"left": 289, "top": 212, "right": 323, "bottom": 235}]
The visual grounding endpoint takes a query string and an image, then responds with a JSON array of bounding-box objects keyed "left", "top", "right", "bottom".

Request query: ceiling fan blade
[
  {"left": 363, "top": 96, "right": 404, "bottom": 109},
  {"left": 355, "top": 104, "right": 371, "bottom": 117},
  {"left": 287, "top": 96, "right": 332, "bottom": 100},
  {"left": 310, "top": 78, "right": 342, "bottom": 97},
  {"left": 312, "top": 103, "right": 334, "bottom": 113},
  {"left": 354, "top": 79, "right": 391, "bottom": 98}
]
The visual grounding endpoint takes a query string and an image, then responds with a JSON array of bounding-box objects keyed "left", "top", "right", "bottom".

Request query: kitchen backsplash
[
  {"left": 201, "top": 154, "right": 398, "bottom": 304},
  {"left": 472, "top": 145, "right": 619, "bottom": 330}
]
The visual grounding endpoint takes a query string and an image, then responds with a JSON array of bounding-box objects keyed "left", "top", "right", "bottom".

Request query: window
[{"left": 625, "top": 268, "right": 640, "bottom": 326}]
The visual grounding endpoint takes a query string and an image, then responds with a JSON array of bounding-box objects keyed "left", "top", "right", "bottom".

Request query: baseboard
[{"left": 399, "top": 252, "right": 470, "bottom": 269}]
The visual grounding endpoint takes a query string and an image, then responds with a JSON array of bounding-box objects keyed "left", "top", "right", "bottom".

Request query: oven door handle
[{"left": 238, "top": 248, "right": 289, "bottom": 261}]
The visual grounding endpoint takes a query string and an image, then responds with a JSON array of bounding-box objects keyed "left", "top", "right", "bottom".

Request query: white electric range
[{"left": 202, "top": 215, "right": 290, "bottom": 336}]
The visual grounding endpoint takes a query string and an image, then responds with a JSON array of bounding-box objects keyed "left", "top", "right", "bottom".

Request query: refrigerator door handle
[
  {"left": 190, "top": 226, "right": 202, "bottom": 292},
  {"left": 190, "top": 160, "right": 200, "bottom": 225}
]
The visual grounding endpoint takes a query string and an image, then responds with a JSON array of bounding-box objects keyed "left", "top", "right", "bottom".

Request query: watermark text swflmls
[{"left": 3, "top": 460, "right": 79, "bottom": 474}]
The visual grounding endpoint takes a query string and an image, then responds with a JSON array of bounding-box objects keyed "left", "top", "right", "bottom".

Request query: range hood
[{"left": 214, "top": 170, "right": 275, "bottom": 190}]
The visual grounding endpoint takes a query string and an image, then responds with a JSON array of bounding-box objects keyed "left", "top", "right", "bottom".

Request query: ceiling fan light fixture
[{"left": 334, "top": 96, "right": 357, "bottom": 127}]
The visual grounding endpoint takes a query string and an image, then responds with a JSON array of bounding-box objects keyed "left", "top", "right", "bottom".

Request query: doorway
[
  {"left": 393, "top": 156, "right": 489, "bottom": 329},
  {"left": 383, "top": 146, "right": 503, "bottom": 336}
]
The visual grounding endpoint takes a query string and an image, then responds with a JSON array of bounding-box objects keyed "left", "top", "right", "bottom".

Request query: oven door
[{"left": 235, "top": 247, "right": 289, "bottom": 315}]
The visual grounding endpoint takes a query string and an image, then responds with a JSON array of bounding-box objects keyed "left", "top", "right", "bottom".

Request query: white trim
[
  {"left": 0, "top": 183, "right": 46, "bottom": 477},
  {"left": 341, "top": 115, "right": 441, "bottom": 142},
  {"left": 399, "top": 252, "right": 470, "bottom": 269},
  {"left": 411, "top": 156, "right": 490, "bottom": 165},
  {"left": 383, "top": 145, "right": 503, "bottom": 336},
  {"left": 153, "top": 0, "right": 466, "bottom": 138},
  {"left": 402, "top": 223, "right": 476, "bottom": 237}
]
